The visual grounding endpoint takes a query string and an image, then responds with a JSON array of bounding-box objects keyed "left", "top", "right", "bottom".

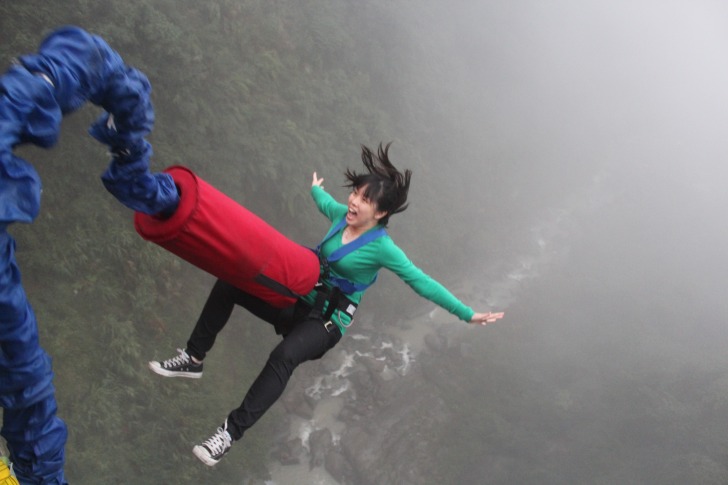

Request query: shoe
[
  {"left": 193, "top": 420, "right": 233, "bottom": 466},
  {"left": 148, "top": 348, "right": 203, "bottom": 378}
]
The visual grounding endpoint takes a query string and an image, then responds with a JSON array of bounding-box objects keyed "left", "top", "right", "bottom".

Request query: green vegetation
[
  {"left": 2, "top": 1, "right": 464, "bottom": 483},
  {"left": 4, "top": 1, "right": 728, "bottom": 484}
]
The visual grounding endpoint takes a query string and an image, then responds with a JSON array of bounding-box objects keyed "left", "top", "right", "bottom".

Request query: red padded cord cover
[{"left": 134, "top": 166, "right": 320, "bottom": 308}]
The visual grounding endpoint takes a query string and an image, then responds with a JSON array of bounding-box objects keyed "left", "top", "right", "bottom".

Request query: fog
[
  {"left": 403, "top": 3, "right": 728, "bottom": 321},
  {"left": 464, "top": 2, "right": 728, "bottom": 352},
  {"left": 387, "top": 0, "right": 728, "bottom": 377},
  {"left": 3, "top": 1, "right": 728, "bottom": 484},
  {"left": 418, "top": 1, "right": 728, "bottom": 482}
]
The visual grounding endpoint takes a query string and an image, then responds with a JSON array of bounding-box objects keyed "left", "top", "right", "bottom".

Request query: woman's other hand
[
  {"left": 470, "top": 312, "right": 505, "bottom": 326},
  {"left": 312, "top": 172, "right": 324, "bottom": 188}
]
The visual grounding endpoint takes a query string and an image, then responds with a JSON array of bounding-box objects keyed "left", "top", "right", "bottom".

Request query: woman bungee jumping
[{"left": 148, "top": 142, "right": 504, "bottom": 466}]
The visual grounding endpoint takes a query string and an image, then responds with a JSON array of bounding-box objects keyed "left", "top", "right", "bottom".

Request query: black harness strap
[
  {"left": 253, "top": 273, "right": 301, "bottom": 299},
  {"left": 309, "top": 283, "right": 357, "bottom": 332}
]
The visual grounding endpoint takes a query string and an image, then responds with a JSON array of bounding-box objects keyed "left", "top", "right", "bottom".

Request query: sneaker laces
[
  {"left": 202, "top": 426, "right": 232, "bottom": 455},
  {"left": 161, "top": 348, "right": 191, "bottom": 369}
]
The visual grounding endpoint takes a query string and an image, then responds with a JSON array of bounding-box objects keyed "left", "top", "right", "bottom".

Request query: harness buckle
[
  {"left": 323, "top": 320, "right": 337, "bottom": 333},
  {"left": 318, "top": 253, "right": 331, "bottom": 283}
]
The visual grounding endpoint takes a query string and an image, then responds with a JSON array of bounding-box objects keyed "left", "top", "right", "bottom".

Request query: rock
[
  {"left": 322, "top": 349, "right": 349, "bottom": 373},
  {"left": 282, "top": 391, "right": 315, "bottom": 419},
  {"left": 324, "top": 450, "right": 352, "bottom": 484},
  {"left": 350, "top": 367, "right": 373, "bottom": 391},
  {"left": 360, "top": 355, "right": 386, "bottom": 375},
  {"left": 341, "top": 426, "right": 380, "bottom": 484},
  {"left": 274, "top": 437, "right": 304, "bottom": 466},
  {"left": 308, "top": 427, "right": 333, "bottom": 470},
  {"left": 374, "top": 377, "right": 400, "bottom": 404}
]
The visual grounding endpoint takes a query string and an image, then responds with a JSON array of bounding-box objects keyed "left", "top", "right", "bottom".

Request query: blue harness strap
[
  {"left": 315, "top": 217, "right": 387, "bottom": 294},
  {"left": 315, "top": 217, "right": 346, "bottom": 253}
]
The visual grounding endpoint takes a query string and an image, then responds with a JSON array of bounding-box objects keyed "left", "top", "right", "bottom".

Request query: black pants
[{"left": 186, "top": 279, "right": 342, "bottom": 441}]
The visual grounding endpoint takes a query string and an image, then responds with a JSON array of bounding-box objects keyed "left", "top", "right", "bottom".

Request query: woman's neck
[{"left": 343, "top": 222, "right": 377, "bottom": 243}]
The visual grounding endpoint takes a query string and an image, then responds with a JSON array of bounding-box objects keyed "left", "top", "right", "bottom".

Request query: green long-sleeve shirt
[{"left": 300, "top": 185, "right": 474, "bottom": 334}]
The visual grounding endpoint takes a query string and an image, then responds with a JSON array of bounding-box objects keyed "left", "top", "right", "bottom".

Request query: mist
[
  {"left": 415, "top": 1, "right": 728, "bottom": 483},
  {"left": 2, "top": 1, "right": 728, "bottom": 484}
]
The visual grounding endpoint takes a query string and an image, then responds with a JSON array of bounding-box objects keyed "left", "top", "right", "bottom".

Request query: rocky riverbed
[{"left": 266, "top": 307, "right": 476, "bottom": 485}]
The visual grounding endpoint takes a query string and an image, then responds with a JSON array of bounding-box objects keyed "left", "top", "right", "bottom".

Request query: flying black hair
[{"left": 344, "top": 142, "right": 412, "bottom": 227}]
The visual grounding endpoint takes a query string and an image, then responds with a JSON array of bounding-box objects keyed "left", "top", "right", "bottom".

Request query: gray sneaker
[
  {"left": 148, "top": 348, "right": 202, "bottom": 378},
  {"left": 193, "top": 420, "right": 233, "bottom": 466}
]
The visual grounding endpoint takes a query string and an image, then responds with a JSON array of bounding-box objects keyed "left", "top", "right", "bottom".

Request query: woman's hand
[
  {"left": 470, "top": 312, "right": 505, "bottom": 326},
  {"left": 312, "top": 172, "right": 324, "bottom": 188}
]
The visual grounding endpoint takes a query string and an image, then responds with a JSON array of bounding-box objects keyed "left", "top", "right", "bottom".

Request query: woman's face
[{"left": 346, "top": 185, "right": 386, "bottom": 229}]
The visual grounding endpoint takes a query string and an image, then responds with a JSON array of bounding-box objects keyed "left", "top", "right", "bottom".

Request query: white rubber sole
[
  {"left": 148, "top": 361, "right": 202, "bottom": 378},
  {"left": 192, "top": 445, "right": 220, "bottom": 466}
]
